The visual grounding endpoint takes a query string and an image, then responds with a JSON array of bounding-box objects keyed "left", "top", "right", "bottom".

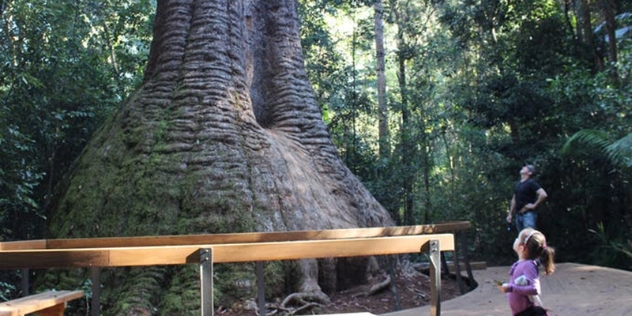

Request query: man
[{"left": 506, "top": 164, "right": 547, "bottom": 232}]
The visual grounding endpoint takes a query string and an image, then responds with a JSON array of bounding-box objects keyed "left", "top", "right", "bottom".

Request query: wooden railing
[{"left": 0, "top": 222, "right": 471, "bottom": 316}]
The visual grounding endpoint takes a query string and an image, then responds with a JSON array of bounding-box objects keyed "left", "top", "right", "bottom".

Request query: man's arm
[
  {"left": 525, "top": 188, "right": 547, "bottom": 210},
  {"left": 506, "top": 195, "right": 516, "bottom": 222},
  {"left": 534, "top": 188, "right": 547, "bottom": 208}
]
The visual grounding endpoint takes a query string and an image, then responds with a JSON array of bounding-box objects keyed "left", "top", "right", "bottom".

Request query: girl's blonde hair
[{"left": 519, "top": 228, "right": 555, "bottom": 275}]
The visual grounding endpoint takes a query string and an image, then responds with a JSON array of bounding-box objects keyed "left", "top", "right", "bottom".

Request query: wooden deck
[{"left": 383, "top": 263, "right": 632, "bottom": 316}]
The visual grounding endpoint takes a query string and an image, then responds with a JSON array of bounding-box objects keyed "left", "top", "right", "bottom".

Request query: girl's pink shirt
[{"left": 506, "top": 259, "right": 541, "bottom": 315}]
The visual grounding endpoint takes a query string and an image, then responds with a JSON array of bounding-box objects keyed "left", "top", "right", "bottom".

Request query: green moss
[
  {"left": 160, "top": 266, "right": 200, "bottom": 315},
  {"left": 214, "top": 264, "right": 256, "bottom": 307},
  {"left": 103, "top": 267, "right": 166, "bottom": 315},
  {"left": 264, "top": 261, "right": 297, "bottom": 300}
]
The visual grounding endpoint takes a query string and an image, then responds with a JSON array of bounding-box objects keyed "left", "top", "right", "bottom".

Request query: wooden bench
[{"left": 0, "top": 290, "right": 83, "bottom": 316}]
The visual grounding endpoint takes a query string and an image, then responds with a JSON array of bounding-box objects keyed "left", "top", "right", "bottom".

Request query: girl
[{"left": 498, "top": 228, "right": 555, "bottom": 316}]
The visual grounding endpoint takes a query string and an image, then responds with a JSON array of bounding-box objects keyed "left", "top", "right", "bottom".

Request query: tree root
[
  {"left": 368, "top": 273, "right": 391, "bottom": 296},
  {"left": 352, "top": 273, "right": 391, "bottom": 298},
  {"left": 280, "top": 291, "right": 331, "bottom": 307},
  {"left": 264, "top": 291, "right": 331, "bottom": 315},
  {"left": 266, "top": 269, "right": 394, "bottom": 314}
]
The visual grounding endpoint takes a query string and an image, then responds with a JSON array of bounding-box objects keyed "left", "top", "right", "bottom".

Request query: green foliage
[
  {"left": 0, "top": 120, "right": 44, "bottom": 238},
  {"left": 0, "top": 0, "right": 153, "bottom": 243},
  {"left": 0, "top": 275, "right": 17, "bottom": 301},
  {"left": 562, "top": 130, "right": 632, "bottom": 167},
  {"left": 299, "top": 0, "right": 632, "bottom": 270},
  {"left": 559, "top": 129, "right": 632, "bottom": 266},
  {"left": 589, "top": 223, "right": 632, "bottom": 270}
]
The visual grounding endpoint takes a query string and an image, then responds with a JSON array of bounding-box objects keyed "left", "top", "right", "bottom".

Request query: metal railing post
[
  {"left": 200, "top": 248, "right": 213, "bottom": 316},
  {"left": 453, "top": 232, "right": 466, "bottom": 294},
  {"left": 460, "top": 231, "right": 474, "bottom": 287},
  {"left": 91, "top": 267, "right": 101, "bottom": 316},
  {"left": 256, "top": 261, "right": 267, "bottom": 316},
  {"left": 21, "top": 269, "right": 29, "bottom": 296},
  {"left": 424, "top": 239, "right": 441, "bottom": 316}
]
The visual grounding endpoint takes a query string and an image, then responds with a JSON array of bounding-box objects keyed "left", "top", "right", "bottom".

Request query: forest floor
[{"left": 217, "top": 266, "right": 465, "bottom": 316}]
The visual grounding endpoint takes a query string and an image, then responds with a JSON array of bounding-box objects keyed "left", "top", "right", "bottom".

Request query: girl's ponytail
[{"left": 539, "top": 245, "right": 555, "bottom": 275}]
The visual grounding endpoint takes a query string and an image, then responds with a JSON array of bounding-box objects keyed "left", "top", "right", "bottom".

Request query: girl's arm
[{"left": 505, "top": 265, "right": 540, "bottom": 295}]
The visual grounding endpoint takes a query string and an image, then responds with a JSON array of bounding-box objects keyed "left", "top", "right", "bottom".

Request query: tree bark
[
  {"left": 578, "top": 0, "right": 605, "bottom": 72},
  {"left": 600, "top": 0, "right": 617, "bottom": 64},
  {"left": 46, "top": 0, "right": 392, "bottom": 314}
]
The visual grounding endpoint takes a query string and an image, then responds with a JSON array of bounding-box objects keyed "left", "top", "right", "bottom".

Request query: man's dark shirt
[{"left": 514, "top": 179, "right": 542, "bottom": 212}]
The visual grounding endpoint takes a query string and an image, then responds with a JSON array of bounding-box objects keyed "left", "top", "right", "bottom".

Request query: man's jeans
[{"left": 515, "top": 211, "right": 537, "bottom": 232}]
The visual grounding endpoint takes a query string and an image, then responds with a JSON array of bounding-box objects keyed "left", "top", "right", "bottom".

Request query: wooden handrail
[
  {"left": 0, "top": 222, "right": 470, "bottom": 250},
  {"left": 0, "top": 234, "right": 454, "bottom": 269},
  {"left": 0, "top": 240, "right": 47, "bottom": 251}
]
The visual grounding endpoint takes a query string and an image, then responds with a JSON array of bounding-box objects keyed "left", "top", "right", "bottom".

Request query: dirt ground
[
  {"left": 313, "top": 270, "right": 463, "bottom": 315},
  {"left": 216, "top": 267, "right": 464, "bottom": 316}
]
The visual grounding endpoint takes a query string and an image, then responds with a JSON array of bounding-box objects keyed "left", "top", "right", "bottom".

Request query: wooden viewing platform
[
  {"left": 383, "top": 262, "right": 632, "bottom": 316},
  {"left": 0, "top": 223, "right": 474, "bottom": 316}
]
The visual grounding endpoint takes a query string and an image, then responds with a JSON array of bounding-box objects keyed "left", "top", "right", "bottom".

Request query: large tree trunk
[{"left": 45, "top": 0, "right": 392, "bottom": 314}]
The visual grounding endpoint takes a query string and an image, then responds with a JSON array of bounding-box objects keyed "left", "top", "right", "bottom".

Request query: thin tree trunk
[
  {"left": 398, "top": 56, "right": 415, "bottom": 225},
  {"left": 600, "top": 0, "right": 617, "bottom": 64},
  {"left": 579, "top": 0, "right": 605, "bottom": 72},
  {"left": 394, "top": 11, "right": 415, "bottom": 225},
  {"left": 375, "top": 0, "right": 389, "bottom": 159}
]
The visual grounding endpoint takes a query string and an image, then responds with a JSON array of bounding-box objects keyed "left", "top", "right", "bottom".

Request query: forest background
[{"left": 1, "top": 0, "right": 631, "bottom": 301}]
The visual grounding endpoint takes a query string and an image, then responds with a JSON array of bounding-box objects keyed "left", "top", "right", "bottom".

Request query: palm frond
[
  {"left": 606, "top": 133, "right": 632, "bottom": 167},
  {"left": 561, "top": 129, "right": 609, "bottom": 156},
  {"left": 562, "top": 130, "right": 632, "bottom": 168}
]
